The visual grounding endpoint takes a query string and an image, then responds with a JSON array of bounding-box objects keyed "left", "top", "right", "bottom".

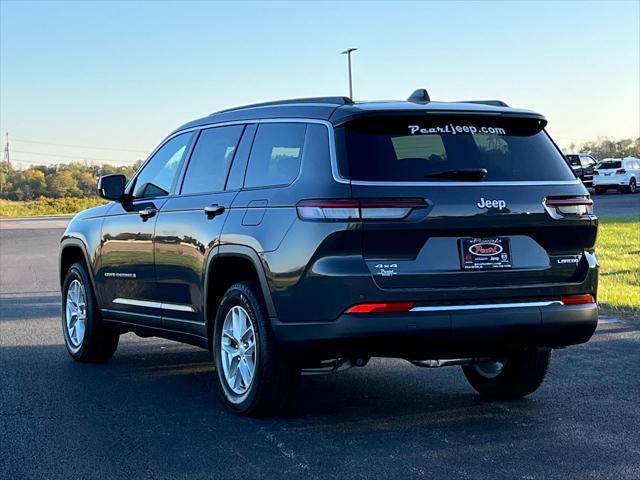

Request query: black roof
[{"left": 173, "top": 95, "right": 546, "bottom": 134}]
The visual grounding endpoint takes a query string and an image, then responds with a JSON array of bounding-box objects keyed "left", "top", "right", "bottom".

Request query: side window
[
  {"left": 133, "top": 132, "right": 194, "bottom": 198},
  {"left": 181, "top": 125, "right": 244, "bottom": 195},
  {"left": 244, "top": 123, "right": 307, "bottom": 188}
]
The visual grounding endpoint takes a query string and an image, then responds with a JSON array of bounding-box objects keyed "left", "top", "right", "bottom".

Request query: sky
[{"left": 1, "top": 0, "right": 639, "bottom": 168}]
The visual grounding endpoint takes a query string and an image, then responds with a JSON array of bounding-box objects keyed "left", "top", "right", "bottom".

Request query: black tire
[
  {"left": 594, "top": 187, "right": 606, "bottom": 195},
  {"left": 213, "top": 282, "right": 299, "bottom": 416},
  {"left": 624, "top": 177, "right": 636, "bottom": 194},
  {"left": 462, "top": 348, "right": 552, "bottom": 399},
  {"left": 61, "top": 262, "right": 119, "bottom": 362}
]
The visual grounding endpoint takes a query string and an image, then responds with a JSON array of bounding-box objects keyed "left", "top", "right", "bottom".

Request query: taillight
[
  {"left": 561, "top": 294, "right": 595, "bottom": 305},
  {"left": 544, "top": 196, "right": 593, "bottom": 217},
  {"left": 297, "top": 198, "right": 426, "bottom": 221},
  {"left": 345, "top": 302, "right": 414, "bottom": 314},
  {"left": 616, "top": 168, "right": 626, "bottom": 174}
]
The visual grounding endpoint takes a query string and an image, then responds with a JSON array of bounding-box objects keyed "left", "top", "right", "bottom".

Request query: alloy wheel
[
  {"left": 220, "top": 306, "right": 257, "bottom": 395},
  {"left": 65, "top": 279, "right": 87, "bottom": 352}
]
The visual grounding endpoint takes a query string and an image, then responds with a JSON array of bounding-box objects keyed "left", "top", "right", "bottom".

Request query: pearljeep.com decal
[{"left": 408, "top": 124, "right": 506, "bottom": 135}]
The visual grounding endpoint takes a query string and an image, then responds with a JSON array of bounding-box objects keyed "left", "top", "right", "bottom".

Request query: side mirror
[{"left": 98, "top": 174, "right": 126, "bottom": 201}]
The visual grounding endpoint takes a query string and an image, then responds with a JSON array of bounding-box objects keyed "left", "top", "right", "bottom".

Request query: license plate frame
[{"left": 460, "top": 237, "right": 512, "bottom": 270}]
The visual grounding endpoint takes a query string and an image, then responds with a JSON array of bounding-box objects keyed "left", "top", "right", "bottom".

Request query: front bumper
[{"left": 272, "top": 302, "right": 598, "bottom": 361}]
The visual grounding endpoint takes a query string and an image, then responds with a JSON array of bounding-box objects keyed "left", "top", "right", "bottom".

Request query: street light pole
[{"left": 341, "top": 48, "right": 358, "bottom": 99}]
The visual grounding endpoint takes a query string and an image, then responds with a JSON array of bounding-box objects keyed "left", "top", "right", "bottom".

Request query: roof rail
[
  {"left": 458, "top": 100, "right": 510, "bottom": 107},
  {"left": 407, "top": 89, "right": 431, "bottom": 103},
  {"left": 212, "top": 96, "right": 353, "bottom": 115}
]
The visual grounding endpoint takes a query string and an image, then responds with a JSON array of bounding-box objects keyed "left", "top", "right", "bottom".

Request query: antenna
[{"left": 3, "top": 132, "right": 9, "bottom": 166}]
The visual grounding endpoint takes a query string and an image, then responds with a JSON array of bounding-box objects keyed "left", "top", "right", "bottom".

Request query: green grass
[
  {"left": 0, "top": 197, "right": 106, "bottom": 217},
  {"left": 597, "top": 216, "right": 640, "bottom": 315}
]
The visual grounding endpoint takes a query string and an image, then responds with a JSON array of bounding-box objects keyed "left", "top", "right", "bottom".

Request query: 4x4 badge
[{"left": 374, "top": 263, "right": 398, "bottom": 277}]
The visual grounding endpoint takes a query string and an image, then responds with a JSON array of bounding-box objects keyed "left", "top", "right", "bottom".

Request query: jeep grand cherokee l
[{"left": 59, "top": 91, "right": 598, "bottom": 415}]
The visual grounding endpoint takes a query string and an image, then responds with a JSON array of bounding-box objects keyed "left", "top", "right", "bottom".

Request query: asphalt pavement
[
  {"left": 589, "top": 189, "right": 640, "bottom": 218},
  {"left": 1, "top": 196, "right": 639, "bottom": 479}
]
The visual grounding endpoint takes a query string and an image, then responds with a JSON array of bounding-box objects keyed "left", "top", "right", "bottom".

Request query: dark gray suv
[{"left": 60, "top": 92, "right": 599, "bottom": 415}]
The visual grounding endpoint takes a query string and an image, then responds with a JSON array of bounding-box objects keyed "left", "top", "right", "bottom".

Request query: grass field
[
  {"left": 0, "top": 197, "right": 105, "bottom": 217},
  {"left": 596, "top": 216, "right": 639, "bottom": 315}
]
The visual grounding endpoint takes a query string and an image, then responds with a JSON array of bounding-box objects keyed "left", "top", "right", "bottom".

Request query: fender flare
[
  {"left": 59, "top": 237, "right": 102, "bottom": 304},
  {"left": 204, "top": 245, "right": 277, "bottom": 328}
]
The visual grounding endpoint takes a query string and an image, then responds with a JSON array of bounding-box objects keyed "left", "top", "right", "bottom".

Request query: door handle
[
  {"left": 138, "top": 207, "right": 157, "bottom": 219},
  {"left": 204, "top": 204, "right": 225, "bottom": 217}
]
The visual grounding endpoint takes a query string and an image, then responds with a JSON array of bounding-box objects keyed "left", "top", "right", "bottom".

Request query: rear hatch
[
  {"left": 595, "top": 160, "right": 624, "bottom": 182},
  {"left": 334, "top": 113, "right": 596, "bottom": 292}
]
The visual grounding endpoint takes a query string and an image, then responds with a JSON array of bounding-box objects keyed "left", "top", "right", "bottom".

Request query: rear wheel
[
  {"left": 594, "top": 187, "right": 606, "bottom": 195},
  {"left": 462, "top": 348, "right": 551, "bottom": 399},
  {"left": 213, "top": 282, "right": 299, "bottom": 415},
  {"left": 62, "top": 262, "right": 119, "bottom": 362},
  {"left": 624, "top": 177, "right": 636, "bottom": 193}
]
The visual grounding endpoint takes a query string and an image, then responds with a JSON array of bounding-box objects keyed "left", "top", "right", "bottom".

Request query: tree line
[
  {"left": 0, "top": 161, "right": 142, "bottom": 201},
  {"left": 565, "top": 137, "right": 640, "bottom": 160},
  {"left": 0, "top": 136, "right": 638, "bottom": 201}
]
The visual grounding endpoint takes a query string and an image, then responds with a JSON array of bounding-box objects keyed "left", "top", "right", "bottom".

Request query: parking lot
[{"left": 1, "top": 192, "right": 639, "bottom": 479}]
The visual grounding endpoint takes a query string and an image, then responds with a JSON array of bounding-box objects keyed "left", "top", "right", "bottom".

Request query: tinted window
[
  {"left": 244, "top": 123, "right": 306, "bottom": 188},
  {"left": 336, "top": 116, "right": 575, "bottom": 182},
  {"left": 181, "top": 125, "right": 244, "bottom": 195},
  {"left": 566, "top": 155, "right": 581, "bottom": 166},
  {"left": 598, "top": 161, "right": 622, "bottom": 169},
  {"left": 133, "top": 132, "right": 193, "bottom": 198}
]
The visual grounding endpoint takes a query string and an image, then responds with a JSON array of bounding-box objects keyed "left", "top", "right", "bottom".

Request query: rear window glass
[
  {"left": 335, "top": 116, "right": 575, "bottom": 182},
  {"left": 598, "top": 161, "right": 622, "bottom": 169},
  {"left": 244, "top": 123, "right": 307, "bottom": 188},
  {"left": 566, "top": 155, "right": 581, "bottom": 166}
]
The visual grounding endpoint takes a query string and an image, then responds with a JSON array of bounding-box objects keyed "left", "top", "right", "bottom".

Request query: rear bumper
[
  {"left": 593, "top": 176, "right": 629, "bottom": 186},
  {"left": 271, "top": 302, "right": 598, "bottom": 361}
]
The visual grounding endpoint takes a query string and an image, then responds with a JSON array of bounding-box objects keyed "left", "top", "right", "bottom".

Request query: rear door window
[
  {"left": 244, "top": 123, "right": 307, "bottom": 188},
  {"left": 181, "top": 125, "right": 244, "bottom": 195},
  {"left": 335, "top": 115, "right": 575, "bottom": 182}
]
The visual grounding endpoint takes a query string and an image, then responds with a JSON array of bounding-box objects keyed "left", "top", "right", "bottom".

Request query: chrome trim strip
[
  {"left": 113, "top": 298, "right": 196, "bottom": 313},
  {"left": 410, "top": 301, "right": 563, "bottom": 312}
]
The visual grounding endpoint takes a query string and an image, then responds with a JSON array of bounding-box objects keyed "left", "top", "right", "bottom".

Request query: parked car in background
[
  {"left": 566, "top": 153, "right": 598, "bottom": 186},
  {"left": 592, "top": 157, "right": 640, "bottom": 194}
]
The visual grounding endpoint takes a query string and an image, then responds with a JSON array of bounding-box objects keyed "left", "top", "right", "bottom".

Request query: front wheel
[
  {"left": 213, "top": 282, "right": 299, "bottom": 415},
  {"left": 62, "top": 262, "right": 119, "bottom": 362},
  {"left": 462, "top": 348, "right": 551, "bottom": 399}
]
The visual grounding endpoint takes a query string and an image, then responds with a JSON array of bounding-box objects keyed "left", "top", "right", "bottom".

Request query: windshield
[
  {"left": 335, "top": 115, "right": 575, "bottom": 182},
  {"left": 597, "top": 161, "right": 622, "bottom": 169}
]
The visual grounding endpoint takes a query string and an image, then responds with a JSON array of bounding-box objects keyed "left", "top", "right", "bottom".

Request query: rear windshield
[
  {"left": 335, "top": 115, "right": 575, "bottom": 182},
  {"left": 566, "top": 155, "right": 581, "bottom": 166},
  {"left": 597, "top": 161, "right": 621, "bottom": 169}
]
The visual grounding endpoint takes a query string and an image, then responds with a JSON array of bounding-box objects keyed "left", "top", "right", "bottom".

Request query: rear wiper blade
[{"left": 424, "top": 168, "right": 488, "bottom": 181}]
